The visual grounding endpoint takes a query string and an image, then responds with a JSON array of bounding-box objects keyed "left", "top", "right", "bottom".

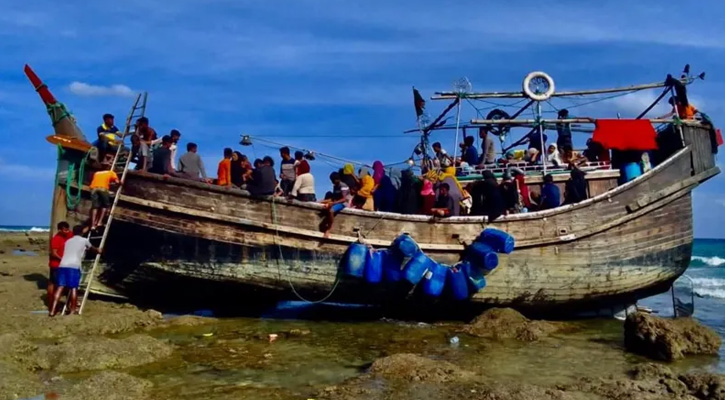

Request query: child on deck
[
  {"left": 320, "top": 172, "right": 351, "bottom": 237},
  {"left": 49, "top": 225, "right": 100, "bottom": 316}
]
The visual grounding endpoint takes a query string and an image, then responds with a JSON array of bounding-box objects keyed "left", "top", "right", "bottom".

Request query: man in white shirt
[
  {"left": 169, "top": 129, "right": 181, "bottom": 170},
  {"left": 432, "top": 142, "right": 452, "bottom": 168},
  {"left": 49, "top": 225, "right": 100, "bottom": 316}
]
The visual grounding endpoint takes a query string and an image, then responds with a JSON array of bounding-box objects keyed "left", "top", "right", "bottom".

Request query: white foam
[
  {"left": 694, "top": 287, "right": 725, "bottom": 299},
  {"left": 0, "top": 226, "right": 50, "bottom": 233},
  {"left": 691, "top": 277, "right": 725, "bottom": 288},
  {"left": 691, "top": 256, "right": 725, "bottom": 267}
]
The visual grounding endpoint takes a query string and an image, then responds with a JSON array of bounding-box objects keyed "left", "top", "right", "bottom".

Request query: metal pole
[
  {"left": 537, "top": 101, "right": 547, "bottom": 175},
  {"left": 453, "top": 97, "right": 462, "bottom": 164}
]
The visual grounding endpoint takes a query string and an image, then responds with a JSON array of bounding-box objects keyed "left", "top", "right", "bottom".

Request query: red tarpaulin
[
  {"left": 591, "top": 119, "right": 658, "bottom": 151},
  {"left": 716, "top": 128, "right": 723, "bottom": 147}
]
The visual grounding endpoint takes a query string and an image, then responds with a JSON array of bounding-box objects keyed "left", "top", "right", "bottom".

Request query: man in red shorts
[{"left": 47, "top": 221, "right": 72, "bottom": 310}]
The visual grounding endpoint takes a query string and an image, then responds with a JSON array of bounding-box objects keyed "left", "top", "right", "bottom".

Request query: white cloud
[{"left": 68, "top": 82, "right": 135, "bottom": 98}]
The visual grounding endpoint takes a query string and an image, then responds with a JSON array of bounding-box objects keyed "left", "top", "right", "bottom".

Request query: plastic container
[
  {"left": 365, "top": 250, "right": 383, "bottom": 284},
  {"left": 467, "top": 242, "right": 500, "bottom": 271},
  {"left": 381, "top": 249, "right": 404, "bottom": 282},
  {"left": 422, "top": 262, "right": 447, "bottom": 297},
  {"left": 447, "top": 266, "right": 469, "bottom": 301},
  {"left": 622, "top": 162, "right": 642, "bottom": 182},
  {"left": 403, "top": 251, "right": 435, "bottom": 285},
  {"left": 343, "top": 243, "right": 369, "bottom": 278},
  {"left": 478, "top": 228, "right": 515, "bottom": 254},
  {"left": 462, "top": 261, "right": 487, "bottom": 292},
  {"left": 391, "top": 234, "right": 420, "bottom": 258}
]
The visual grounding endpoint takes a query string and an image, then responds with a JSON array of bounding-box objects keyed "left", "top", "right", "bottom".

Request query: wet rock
[
  {"left": 624, "top": 312, "right": 722, "bottom": 361},
  {"left": 32, "top": 334, "right": 173, "bottom": 373},
  {"left": 145, "top": 309, "right": 163, "bottom": 320},
  {"left": 164, "top": 315, "right": 218, "bottom": 327},
  {"left": 629, "top": 363, "right": 675, "bottom": 380},
  {"left": 678, "top": 373, "right": 725, "bottom": 400},
  {"left": 0, "top": 359, "right": 43, "bottom": 400},
  {"left": 64, "top": 371, "right": 152, "bottom": 400},
  {"left": 286, "top": 328, "right": 311, "bottom": 337},
  {"left": 368, "top": 353, "right": 474, "bottom": 383},
  {"left": 462, "top": 308, "right": 556, "bottom": 342}
]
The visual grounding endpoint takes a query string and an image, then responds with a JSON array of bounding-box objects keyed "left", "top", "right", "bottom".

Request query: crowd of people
[{"left": 91, "top": 111, "right": 598, "bottom": 229}]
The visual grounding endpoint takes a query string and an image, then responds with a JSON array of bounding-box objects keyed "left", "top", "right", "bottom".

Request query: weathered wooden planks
[{"left": 47, "top": 126, "right": 719, "bottom": 312}]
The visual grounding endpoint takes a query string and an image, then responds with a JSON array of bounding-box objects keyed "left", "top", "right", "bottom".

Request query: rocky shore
[{"left": 0, "top": 231, "right": 722, "bottom": 400}]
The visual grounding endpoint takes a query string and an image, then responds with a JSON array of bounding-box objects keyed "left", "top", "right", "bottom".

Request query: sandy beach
[{"left": 0, "top": 231, "right": 723, "bottom": 400}]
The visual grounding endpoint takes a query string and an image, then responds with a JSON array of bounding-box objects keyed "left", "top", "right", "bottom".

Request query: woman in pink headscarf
[
  {"left": 372, "top": 161, "right": 385, "bottom": 185},
  {"left": 419, "top": 179, "right": 436, "bottom": 215}
]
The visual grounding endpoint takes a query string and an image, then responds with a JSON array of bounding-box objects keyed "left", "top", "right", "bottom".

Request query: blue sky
[{"left": 0, "top": 0, "right": 723, "bottom": 237}]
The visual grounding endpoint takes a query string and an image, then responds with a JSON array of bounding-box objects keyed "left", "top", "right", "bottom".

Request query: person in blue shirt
[
  {"left": 540, "top": 174, "right": 561, "bottom": 210},
  {"left": 463, "top": 136, "right": 478, "bottom": 166},
  {"left": 95, "top": 113, "right": 121, "bottom": 161}
]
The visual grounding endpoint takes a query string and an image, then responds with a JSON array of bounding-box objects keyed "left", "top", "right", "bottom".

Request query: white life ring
[{"left": 522, "top": 71, "right": 555, "bottom": 101}]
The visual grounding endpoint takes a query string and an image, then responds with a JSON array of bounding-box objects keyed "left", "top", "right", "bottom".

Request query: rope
[
  {"left": 55, "top": 144, "right": 89, "bottom": 210},
  {"left": 46, "top": 103, "right": 71, "bottom": 127},
  {"left": 270, "top": 195, "right": 342, "bottom": 303}
]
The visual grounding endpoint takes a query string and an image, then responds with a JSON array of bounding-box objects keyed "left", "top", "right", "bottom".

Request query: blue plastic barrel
[
  {"left": 467, "top": 242, "right": 500, "bottom": 271},
  {"left": 462, "top": 261, "right": 487, "bottom": 292},
  {"left": 622, "top": 162, "right": 642, "bottom": 182},
  {"left": 365, "top": 250, "right": 384, "bottom": 284},
  {"left": 403, "top": 251, "right": 435, "bottom": 285},
  {"left": 391, "top": 234, "right": 420, "bottom": 258},
  {"left": 447, "top": 266, "right": 469, "bottom": 301},
  {"left": 344, "top": 243, "right": 369, "bottom": 278},
  {"left": 423, "top": 262, "right": 447, "bottom": 297},
  {"left": 478, "top": 228, "right": 515, "bottom": 254},
  {"left": 381, "top": 249, "right": 404, "bottom": 282}
]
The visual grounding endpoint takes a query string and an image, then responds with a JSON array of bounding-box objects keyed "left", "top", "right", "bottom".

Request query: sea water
[
  {"left": 640, "top": 238, "right": 725, "bottom": 371},
  {"left": 0, "top": 225, "right": 49, "bottom": 233}
]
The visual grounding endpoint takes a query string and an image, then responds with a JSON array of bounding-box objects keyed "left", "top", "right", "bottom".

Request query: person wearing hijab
[
  {"left": 564, "top": 167, "right": 588, "bottom": 205},
  {"left": 511, "top": 168, "right": 531, "bottom": 210},
  {"left": 499, "top": 170, "right": 518, "bottom": 213},
  {"left": 355, "top": 167, "right": 375, "bottom": 211},
  {"left": 340, "top": 163, "right": 358, "bottom": 191},
  {"left": 290, "top": 159, "right": 316, "bottom": 202},
  {"left": 372, "top": 161, "right": 385, "bottom": 185},
  {"left": 546, "top": 144, "right": 562, "bottom": 167},
  {"left": 419, "top": 179, "right": 436, "bottom": 215},
  {"left": 373, "top": 169, "right": 397, "bottom": 212},
  {"left": 230, "top": 151, "right": 245, "bottom": 187},
  {"left": 397, "top": 168, "right": 420, "bottom": 214},
  {"left": 388, "top": 168, "right": 402, "bottom": 191},
  {"left": 470, "top": 171, "right": 504, "bottom": 221}
]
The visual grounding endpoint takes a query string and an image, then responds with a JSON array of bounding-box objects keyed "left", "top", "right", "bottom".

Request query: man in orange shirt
[
  {"left": 660, "top": 97, "right": 698, "bottom": 120},
  {"left": 217, "top": 147, "right": 233, "bottom": 187},
  {"left": 48, "top": 221, "right": 72, "bottom": 310},
  {"left": 89, "top": 168, "right": 120, "bottom": 229}
]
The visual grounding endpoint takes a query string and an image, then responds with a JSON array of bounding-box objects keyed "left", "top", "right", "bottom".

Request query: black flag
[{"left": 413, "top": 87, "right": 425, "bottom": 117}]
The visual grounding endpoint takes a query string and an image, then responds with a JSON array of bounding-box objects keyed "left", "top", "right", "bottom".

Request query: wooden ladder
[{"left": 68, "top": 92, "right": 148, "bottom": 315}]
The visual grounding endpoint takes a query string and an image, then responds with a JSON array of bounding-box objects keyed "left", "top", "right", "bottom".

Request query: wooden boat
[{"left": 33, "top": 65, "right": 721, "bottom": 314}]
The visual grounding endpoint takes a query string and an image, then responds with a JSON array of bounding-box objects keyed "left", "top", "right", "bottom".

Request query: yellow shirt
[{"left": 90, "top": 170, "right": 119, "bottom": 190}]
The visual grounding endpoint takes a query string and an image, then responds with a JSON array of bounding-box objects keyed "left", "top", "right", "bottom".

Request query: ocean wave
[
  {"left": 691, "top": 277, "right": 725, "bottom": 288},
  {"left": 694, "top": 288, "right": 725, "bottom": 299},
  {"left": 0, "top": 226, "right": 50, "bottom": 233},
  {"left": 691, "top": 256, "right": 725, "bottom": 267}
]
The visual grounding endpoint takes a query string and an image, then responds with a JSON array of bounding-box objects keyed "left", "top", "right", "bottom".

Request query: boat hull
[{"left": 49, "top": 125, "right": 718, "bottom": 314}]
